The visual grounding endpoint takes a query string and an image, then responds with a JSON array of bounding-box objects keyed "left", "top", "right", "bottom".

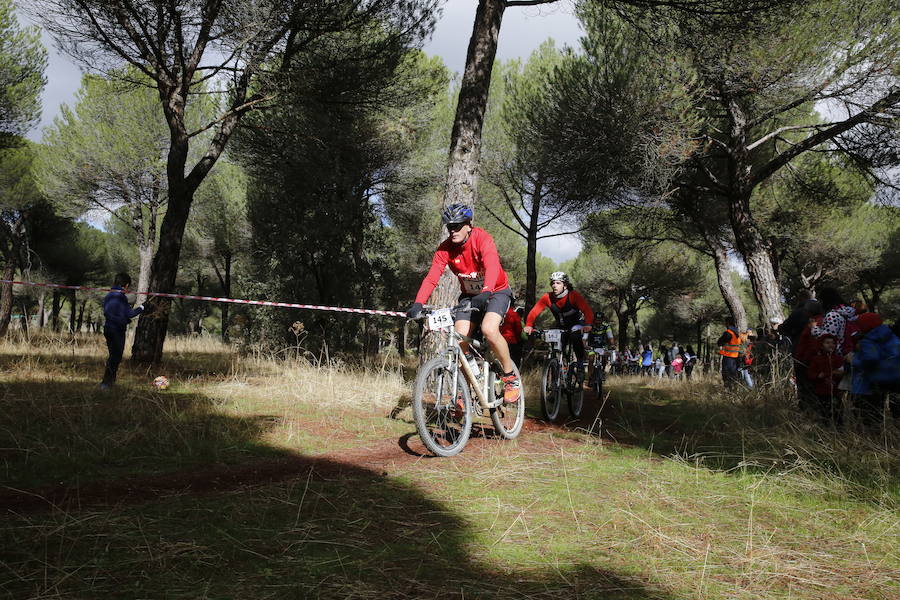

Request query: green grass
[{"left": 0, "top": 334, "right": 898, "bottom": 599}]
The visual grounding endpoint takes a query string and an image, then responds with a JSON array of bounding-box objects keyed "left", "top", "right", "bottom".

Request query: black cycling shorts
[{"left": 455, "top": 288, "right": 514, "bottom": 323}]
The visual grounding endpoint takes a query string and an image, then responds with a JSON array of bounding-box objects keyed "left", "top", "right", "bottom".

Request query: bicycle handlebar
[{"left": 415, "top": 300, "right": 483, "bottom": 320}]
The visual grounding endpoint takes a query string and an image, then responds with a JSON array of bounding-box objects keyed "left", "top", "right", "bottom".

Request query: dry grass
[{"left": 1, "top": 333, "right": 898, "bottom": 599}]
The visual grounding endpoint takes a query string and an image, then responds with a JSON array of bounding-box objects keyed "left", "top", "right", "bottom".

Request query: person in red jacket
[
  {"left": 806, "top": 334, "right": 845, "bottom": 424},
  {"left": 499, "top": 306, "right": 524, "bottom": 367},
  {"left": 406, "top": 203, "right": 520, "bottom": 403},
  {"left": 524, "top": 272, "right": 594, "bottom": 380}
]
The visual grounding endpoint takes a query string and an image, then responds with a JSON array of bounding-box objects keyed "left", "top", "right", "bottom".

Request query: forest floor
[{"left": 0, "top": 333, "right": 897, "bottom": 599}]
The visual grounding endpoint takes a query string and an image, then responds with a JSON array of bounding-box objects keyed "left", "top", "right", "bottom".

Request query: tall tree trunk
[
  {"left": 51, "top": 290, "right": 61, "bottom": 332},
  {"left": 728, "top": 194, "right": 783, "bottom": 325},
  {"left": 20, "top": 298, "right": 28, "bottom": 337},
  {"left": 421, "top": 0, "right": 507, "bottom": 359},
  {"left": 709, "top": 235, "right": 748, "bottom": 331},
  {"left": 724, "top": 95, "right": 783, "bottom": 326},
  {"left": 0, "top": 262, "right": 15, "bottom": 337},
  {"left": 221, "top": 254, "right": 231, "bottom": 343},
  {"left": 76, "top": 299, "right": 87, "bottom": 332},
  {"left": 445, "top": 0, "right": 505, "bottom": 209},
  {"left": 696, "top": 319, "right": 702, "bottom": 357},
  {"left": 37, "top": 289, "right": 45, "bottom": 328},
  {"left": 616, "top": 310, "right": 630, "bottom": 352},
  {"left": 397, "top": 318, "right": 407, "bottom": 355},
  {"left": 525, "top": 186, "right": 541, "bottom": 309},
  {"left": 137, "top": 240, "right": 154, "bottom": 297},
  {"left": 68, "top": 289, "right": 76, "bottom": 333},
  {"left": 131, "top": 192, "right": 193, "bottom": 363}
]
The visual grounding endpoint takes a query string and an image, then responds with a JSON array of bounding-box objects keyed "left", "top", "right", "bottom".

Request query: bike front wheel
[
  {"left": 592, "top": 367, "right": 604, "bottom": 400},
  {"left": 490, "top": 364, "right": 525, "bottom": 439},
  {"left": 412, "top": 356, "right": 473, "bottom": 457},
  {"left": 541, "top": 358, "right": 562, "bottom": 421}
]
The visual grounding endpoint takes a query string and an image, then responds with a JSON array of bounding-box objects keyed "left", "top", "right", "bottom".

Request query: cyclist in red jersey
[
  {"left": 407, "top": 203, "right": 520, "bottom": 403},
  {"left": 524, "top": 271, "right": 594, "bottom": 379}
]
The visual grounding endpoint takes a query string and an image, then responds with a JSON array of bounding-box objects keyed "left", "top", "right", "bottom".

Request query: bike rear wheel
[
  {"left": 490, "top": 364, "right": 525, "bottom": 439},
  {"left": 541, "top": 358, "right": 562, "bottom": 421},
  {"left": 413, "top": 356, "right": 473, "bottom": 457},
  {"left": 567, "top": 362, "right": 584, "bottom": 419}
]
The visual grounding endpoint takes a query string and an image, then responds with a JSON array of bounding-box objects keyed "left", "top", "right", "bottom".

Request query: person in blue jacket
[
  {"left": 100, "top": 273, "right": 150, "bottom": 389},
  {"left": 848, "top": 312, "right": 900, "bottom": 424}
]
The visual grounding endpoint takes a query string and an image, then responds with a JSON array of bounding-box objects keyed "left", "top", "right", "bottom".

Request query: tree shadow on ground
[{"left": 0, "top": 377, "right": 681, "bottom": 600}]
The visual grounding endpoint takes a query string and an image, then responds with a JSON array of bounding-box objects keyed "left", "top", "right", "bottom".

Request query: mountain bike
[
  {"left": 588, "top": 346, "right": 607, "bottom": 399},
  {"left": 411, "top": 303, "right": 525, "bottom": 457},
  {"left": 534, "top": 327, "right": 584, "bottom": 421}
]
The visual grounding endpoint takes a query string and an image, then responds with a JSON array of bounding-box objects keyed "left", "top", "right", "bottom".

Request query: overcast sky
[{"left": 22, "top": 1, "right": 584, "bottom": 263}]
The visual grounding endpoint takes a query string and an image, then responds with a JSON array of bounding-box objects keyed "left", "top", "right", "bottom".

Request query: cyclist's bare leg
[
  {"left": 480, "top": 312, "right": 514, "bottom": 374},
  {"left": 455, "top": 319, "right": 475, "bottom": 356}
]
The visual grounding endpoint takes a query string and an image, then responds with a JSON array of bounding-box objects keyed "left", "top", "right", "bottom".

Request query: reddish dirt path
[{"left": 0, "top": 387, "right": 608, "bottom": 515}]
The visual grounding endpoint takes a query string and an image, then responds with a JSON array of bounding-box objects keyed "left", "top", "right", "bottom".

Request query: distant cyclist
[
  {"left": 524, "top": 272, "right": 594, "bottom": 380},
  {"left": 406, "top": 203, "right": 520, "bottom": 403},
  {"left": 587, "top": 313, "right": 616, "bottom": 383}
]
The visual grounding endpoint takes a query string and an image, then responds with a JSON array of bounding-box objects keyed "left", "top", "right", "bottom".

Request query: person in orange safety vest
[{"left": 717, "top": 317, "right": 743, "bottom": 389}]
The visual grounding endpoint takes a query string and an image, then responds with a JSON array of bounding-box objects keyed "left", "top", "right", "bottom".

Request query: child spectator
[
  {"left": 810, "top": 288, "right": 857, "bottom": 356},
  {"left": 806, "top": 334, "right": 844, "bottom": 424},
  {"left": 641, "top": 347, "right": 653, "bottom": 376},
  {"left": 671, "top": 354, "right": 684, "bottom": 377}
]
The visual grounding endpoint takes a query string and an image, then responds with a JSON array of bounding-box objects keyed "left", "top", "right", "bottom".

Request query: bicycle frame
[{"left": 428, "top": 308, "right": 500, "bottom": 411}]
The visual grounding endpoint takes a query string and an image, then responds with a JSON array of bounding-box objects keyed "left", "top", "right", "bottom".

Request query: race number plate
[
  {"left": 544, "top": 329, "right": 563, "bottom": 344},
  {"left": 460, "top": 278, "right": 484, "bottom": 295},
  {"left": 427, "top": 308, "right": 454, "bottom": 331}
]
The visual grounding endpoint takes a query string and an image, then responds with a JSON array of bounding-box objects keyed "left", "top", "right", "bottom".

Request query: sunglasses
[{"left": 446, "top": 222, "right": 468, "bottom": 232}]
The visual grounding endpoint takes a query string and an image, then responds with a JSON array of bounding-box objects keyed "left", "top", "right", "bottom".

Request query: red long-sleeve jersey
[
  {"left": 499, "top": 307, "right": 523, "bottom": 344},
  {"left": 414, "top": 227, "right": 510, "bottom": 304},
  {"left": 526, "top": 290, "right": 594, "bottom": 328}
]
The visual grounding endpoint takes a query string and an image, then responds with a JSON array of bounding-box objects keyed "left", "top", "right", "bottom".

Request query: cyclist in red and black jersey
[
  {"left": 406, "top": 204, "right": 520, "bottom": 403},
  {"left": 524, "top": 272, "right": 594, "bottom": 378}
]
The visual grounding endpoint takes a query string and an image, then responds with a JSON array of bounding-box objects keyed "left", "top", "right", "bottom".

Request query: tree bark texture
[
  {"left": 68, "top": 289, "right": 76, "bottom": 333},
  {"left": 221, "top": 254, "right": 231, "bottom": 343},
  {"left": 51, "top": 290, "right": 61, "bottom": 332},
  {"left": 724, "top": 95, "right": 784, "bottom": 326},
  {"left": 137, "top": 240, "right": 154, "bottom": 297},
  {"left": 131, "top": 192, "right": 192, "bottom": 363},
  {"left": 525, "top": 189, "right": 541, "bottom": 309},
  {"left": 445, "top": 0, "right": 506, "bottom": 210},
  {"left": 707, "top": 233, "right": 748, "bottom": 331},
  {"left": 727, "top": 191, "right": 783, "bottom": 326},
  {"left": 616, "top": 310, "right": 630, "bottom": 353},
  {"left": 0, "top": 263, "right": 15, "bottom": 337}
]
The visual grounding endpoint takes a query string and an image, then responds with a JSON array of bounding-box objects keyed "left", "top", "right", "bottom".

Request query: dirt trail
[{"left": 0, "top": 388, "right": 608, "bottom": 514}]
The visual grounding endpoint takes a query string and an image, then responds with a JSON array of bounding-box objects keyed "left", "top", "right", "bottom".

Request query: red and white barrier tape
[{"left": 0, "top": 280, "right": 406, "bottom": 318}]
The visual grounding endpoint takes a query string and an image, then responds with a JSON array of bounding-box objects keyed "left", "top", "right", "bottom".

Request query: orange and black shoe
[
  {"left": 500, "top": 372, "right": 520, "bottom": 404},
  {"left": 450, "top": 393, "right": 466, "bottom": 419}
]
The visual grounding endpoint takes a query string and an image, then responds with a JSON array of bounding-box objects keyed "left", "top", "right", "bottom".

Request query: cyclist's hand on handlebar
[
  {"left": 406, "top": 302, "right": 424, "bottom": 320},
  {"left": 582, "top": 325, "right": 593, "bottom": 333},
  {"left": 524, "top": 325, "right": 533, "bottom": 335}
]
